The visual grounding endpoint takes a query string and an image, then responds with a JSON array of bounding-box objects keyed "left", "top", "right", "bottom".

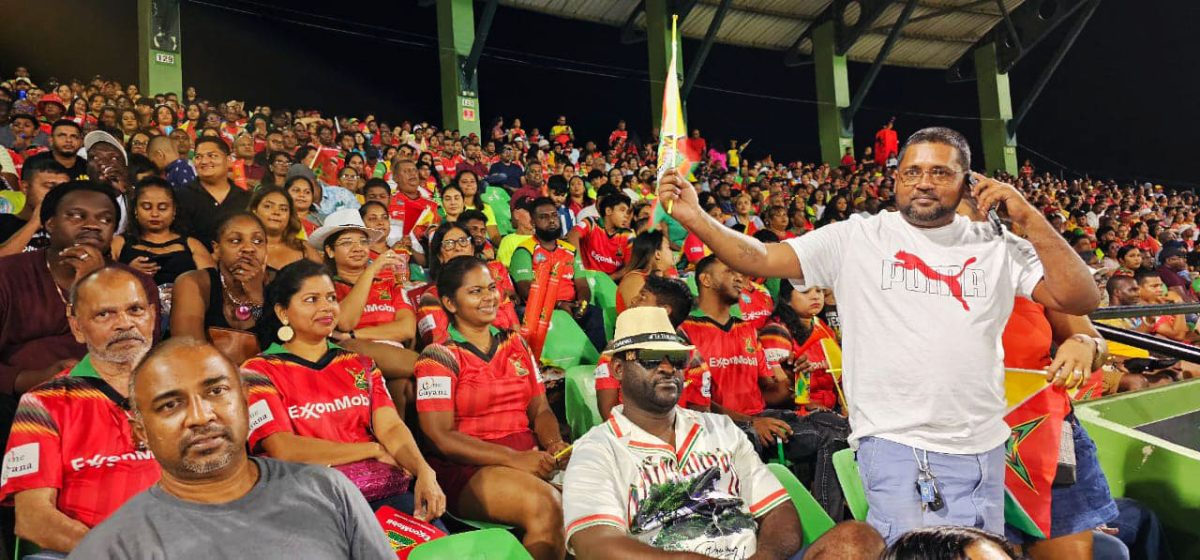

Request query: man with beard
[
  {"left": 70, "top": 339, "right": 394, "bottom": 559},
  {"left": 509, "top": 197, "right": 605, "bottom": 351},
  {"left": 176, "top": 137, "right": 251, "bottom": 249},
  {"left": 657, "top": 127, "right": 1098, "bottom": 544},
  {"left": 564, "top": 307, "right": 884, "bottom": 559},
  {"left": 0, "top": 266, "right": 160, "bottom": 555},
  {"left": 22, "top": 120, "right": 86, "bottom": 180},
  {"left": 82, "top": 130, "right": 130, "bottom": 233}
]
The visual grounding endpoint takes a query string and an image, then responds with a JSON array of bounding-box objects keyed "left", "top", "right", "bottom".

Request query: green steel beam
[
  {"left": 974, "top": 42, "right": 1017, "bottom": 175},
  {"left": 812, "top": 21, "right": 853, "bottom": 167},
  {"left": 436, "top": 0, "right": 482, "bottom": 137},
  {"left": 645, "top": 0, "right": 684, "bottom": 128},
  {"left": 137, "top": 0, "right": 183, "bottom": 96}
]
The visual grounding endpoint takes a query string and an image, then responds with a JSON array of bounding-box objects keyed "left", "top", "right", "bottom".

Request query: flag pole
[{"left": 665, "top": 14, "right": 678, "bottom": 216}]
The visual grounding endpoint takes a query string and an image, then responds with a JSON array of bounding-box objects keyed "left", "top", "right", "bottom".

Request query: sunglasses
[{"left": 623, "top": 349, "right": 689, "bottom": 371}]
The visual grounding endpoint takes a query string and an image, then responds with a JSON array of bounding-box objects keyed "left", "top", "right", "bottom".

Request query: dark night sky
[{"left": 2, "top": 0, "right": 1193, "bottom": 185}]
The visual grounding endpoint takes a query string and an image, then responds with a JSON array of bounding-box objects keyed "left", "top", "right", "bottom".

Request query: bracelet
[{"left": 1069, "top": 334, "right": 1107, "bottom": 370}]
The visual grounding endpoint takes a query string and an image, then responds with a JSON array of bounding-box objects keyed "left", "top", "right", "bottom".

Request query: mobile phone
[{"left": 965, "top": 173, "right": 1003, "bottom": 235}]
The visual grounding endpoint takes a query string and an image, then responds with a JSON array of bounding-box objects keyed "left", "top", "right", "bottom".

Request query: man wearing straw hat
[{"left": 563, "top": 307, "right": 883, "bottom": 559}]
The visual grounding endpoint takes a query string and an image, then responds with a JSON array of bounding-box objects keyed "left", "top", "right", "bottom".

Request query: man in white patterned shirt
[{"left": 563, "top": 307, "right": 882, "bottom": 559}]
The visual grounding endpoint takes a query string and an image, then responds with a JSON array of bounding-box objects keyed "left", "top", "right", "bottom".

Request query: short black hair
[
  {"left": 643, "top": 275, "right": 694, "bottom": 327},
  {"left": 21, "top": 156, "right": 69, "bottom": 182},
  {"left": 10, "top": 114, "right": 37, "bottom": 127},
  {"left": 1134, "top": 268, "right": 1160, "bottom": 286},
  {"left": 600, "top": 192, "right": 632, "bottom": 216},
  {"left": 529, "top": 196, "right": 556, "bottom": 214},
  {"left": 881, "top": 526, "right": 1017, "bottom": 560},
  {"left": 1106, "top": 274, "right": 1135, "bottom": 299},
  {"left": 194, "top": 135, "right": 230, "bottom": 156},
  {"left": 50, "top": 119, "right": 82, "bottom": 135},
  {"left": 694, "top": 254, "right": 721, "bottom": 281},
  {"left": 897, "top": 126, "right": 971, "bottom": 173},
  {"left": 458, "top": 209, "right": 487, "bottom": 226},
  {"left": 40, "top": 180, "right": 122, "bottom": 225},
  {"left": 363, "top": 177, "right": 391, "bottom": 196}
]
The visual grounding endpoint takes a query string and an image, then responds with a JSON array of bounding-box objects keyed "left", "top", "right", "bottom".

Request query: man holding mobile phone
[{"left": 657, "top": 127, "right": 1100, "bottom": 544}]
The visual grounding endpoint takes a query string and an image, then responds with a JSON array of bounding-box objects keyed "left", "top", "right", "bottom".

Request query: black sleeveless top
[
  {"left": 118, "top": 236, "right": 195, "bottom": 285},
  {"left": 205, "top": 267, "right": 232, "bottom": 329}
]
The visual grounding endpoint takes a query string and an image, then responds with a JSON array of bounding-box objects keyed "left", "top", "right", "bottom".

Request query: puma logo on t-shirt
[{"left": 889, "top": 251, "right": 980, "bottom": 311}]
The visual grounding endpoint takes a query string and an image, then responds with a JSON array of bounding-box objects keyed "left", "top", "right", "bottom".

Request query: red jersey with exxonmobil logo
[
  {"left": 679, "top": 312, "right": 772, "bottom": 416},
  {"left": 333, "top": 275, "right": 414, "bottom": 331},
  {"left": 414, "top": 327, "right": 545, "bottom": 442},
  {"left": 415, "top": 261, "right": 520, "bottom": 346},
  {"left": 242, "top": 343, "right": 394, "bottom": 453},
  {"left": 388, "top": 192, "right": 439, "bottom": 236},
  {"left": 0, "top": 357, "right": 160, "bottom": 527},
  {"left": 573, "top": 218, "right": 631, "bottom": 275},
  {"left": 736, "top": 282, "right": 774, "bottom": 331}
]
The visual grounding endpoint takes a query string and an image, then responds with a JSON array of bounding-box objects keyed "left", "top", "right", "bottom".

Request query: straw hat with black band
[{"left": 603, "top": 307, "right": 694, "bottom": 356}]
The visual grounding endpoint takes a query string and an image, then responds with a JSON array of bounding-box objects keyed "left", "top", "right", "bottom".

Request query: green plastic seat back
[
  {"left": 565, "top": 364, "right": 602, "bottom": 439},
  {"left": 684, "top": 274, "right": 698, "bottom": 296},
  {"left": 832, "top": 448, "right": 868, "bottom": 521},
  {"left": 408, "top": 528, "right": 530, "bottom": 560},
  {"left": 584, "top": 271, "right": 618, "bottom": 340},
  {"left": 765, "top": 462, "right": 836, "bottom": 547},
  {"left": 541, "top": 310, "right": 599, "bottom": 368}
]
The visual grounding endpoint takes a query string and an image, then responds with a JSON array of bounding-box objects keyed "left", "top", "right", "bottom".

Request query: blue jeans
[{"left": 857, "top": 436, "right": 1005, "bottom": 545}]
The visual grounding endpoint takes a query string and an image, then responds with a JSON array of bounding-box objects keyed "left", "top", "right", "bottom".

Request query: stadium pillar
[
  {"left": 812, "top": 21, "right": 853, "bottom": 167},
  {"left": 137, "top": 0, "right": 183, "bottom": 96},
  {"left": 974, "top": 42, "right": 1018, "bottom": 175},
  {"left": 436, "top": 0, "right": 483, "bottom": 137},
  {"left": 645, "top": 0, "right": 684, "bottom": 128}
]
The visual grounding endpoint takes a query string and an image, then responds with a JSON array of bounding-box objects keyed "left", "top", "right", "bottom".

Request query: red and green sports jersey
[
  {"left": 679, "top": 313, "right": 772, "bottom": 416},
  {"left": 0, "top": 357, "right": 160, "bottom": 527},
  {"left": 242, "top": 343, "right": 394, "bottom": 453},
  {"left": 333, "top": 275, "right": 414, "bottom": 331},
  {"left": 573, "top": 218, "right": 631, "bottom": 275},
  {"left": 388, "top": 193, "right": 439, "bottom": 236},
  {"left": 415, "top": 279, "right": 520, "bottom": 347},
  {"left": 414, "top": 327, "right": 545, "bottom": 442},
  {"left": 759, "top": 319, "right": 839, "bottom": 410},
  {"left": 736, "top": 283, "right": 774, "bottom": 332},
  {"left": 508, "top": 238, "right": 582, "bottom": 303}
]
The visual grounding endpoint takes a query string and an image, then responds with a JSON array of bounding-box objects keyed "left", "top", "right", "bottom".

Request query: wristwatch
[{"left": 1069, "top": 334, "right": 1107, "bottom": 371}]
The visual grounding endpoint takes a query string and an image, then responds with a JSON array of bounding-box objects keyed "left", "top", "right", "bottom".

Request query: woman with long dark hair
[
  {"left": 415, "top": 255, "right": 567, "bottom": 560},
  {"left": 244, "top": 259, "right": 446, "bottom": 521},
  {"left": 759, "top": 279, "right": 841, "bottom": 412},
  {"left": 816, "top": 194, "right": 851, "bottom": 227},
  {"left": 112, "top": 177, "right": 213, "bottom": 287},
  {"left": 414, "top": 222, "right": 519, "bottom": 347},
  {"left": 616, "top": 230, "right": 674, "bottom": 314},
  {"left": 248, "top": 186, "right": 321, "bottom": 272}
]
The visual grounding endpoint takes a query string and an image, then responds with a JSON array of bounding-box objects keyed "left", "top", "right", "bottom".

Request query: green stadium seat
[
  {"left": 408, "top": 528, "right": 530, "bottom": 560},
  {"left": 584, "top": 271, "right": 618, "bottom": 340},
  {"left": 832, "top": 448, "right": 868, "bottom": 521},
  {"left": 541, "top": 310, "right": 599, "bottom": 368},
  {"left": 482, "top": 187, "right": 514, "bottom": 236},
  {"left": 765, "top": 463, "right": 836, "bottom": 547},
  {"left": 564, "top": 364, "right": 602, "bottom": 439},
  {"left": 14, "top": 536, "right": 41, "bottom": 559}
]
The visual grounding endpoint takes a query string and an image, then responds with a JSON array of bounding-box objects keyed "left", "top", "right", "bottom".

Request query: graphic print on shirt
[
  {"left": 883, "top": 250, "right": 986, "bottom": 311},
  {"left": 629, "top": 454, "right": 756, "bottom": 556}
]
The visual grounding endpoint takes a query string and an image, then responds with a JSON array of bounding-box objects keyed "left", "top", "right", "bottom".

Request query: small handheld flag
[{"left": 652, "top": 14, "right": 699, "bottom": 226}]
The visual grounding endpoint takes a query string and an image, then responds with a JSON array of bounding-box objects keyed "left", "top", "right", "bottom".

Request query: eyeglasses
[
  {"left": 441, "top": 237, "right": 472, "bottom": 250},
  {"left": 335, "top": 238, "right": 371, "bottom": 249},
  {"left": 625, "top": 350, "right": 689, "bottom": 371},
  {"left": 897, "top": 166, "right": 961, "bottom": 186}
]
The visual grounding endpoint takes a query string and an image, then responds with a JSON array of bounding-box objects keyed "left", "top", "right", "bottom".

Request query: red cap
[{"left": 37, "top": 94, "right": 66, "bottom": 111}]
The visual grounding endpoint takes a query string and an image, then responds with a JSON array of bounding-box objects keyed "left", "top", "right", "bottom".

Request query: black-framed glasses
[
  {"left": 624, "top": 349, "right": 689, "bottom": 371},
  {"left": 441, "top": 237, "right": 472, "bottom": 250}
]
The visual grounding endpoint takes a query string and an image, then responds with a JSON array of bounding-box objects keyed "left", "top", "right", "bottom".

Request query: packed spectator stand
[{"left": 0, "top": 66, "right": 1190, "bottom": 559}]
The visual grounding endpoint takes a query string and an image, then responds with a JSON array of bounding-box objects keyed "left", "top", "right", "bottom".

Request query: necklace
[
  {"left": 44, "top": 256, "right": 69, "bottom": 305},
  {"left": 219, "top": 269, "right": 262, "bottom": 322}
]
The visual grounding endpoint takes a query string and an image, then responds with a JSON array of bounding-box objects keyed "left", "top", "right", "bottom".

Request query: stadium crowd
[{"left": 0, "top": 65, "right": 1186, "bottom": 559}]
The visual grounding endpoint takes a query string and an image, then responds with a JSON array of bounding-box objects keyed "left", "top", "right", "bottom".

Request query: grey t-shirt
[{"left": 68, "top": 457, "right": 394, "bottom": 559}]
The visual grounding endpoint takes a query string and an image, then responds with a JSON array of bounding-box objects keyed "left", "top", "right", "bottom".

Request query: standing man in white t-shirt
[{"left": 656, "top": 127, "right": 1099, "bottom": 544}]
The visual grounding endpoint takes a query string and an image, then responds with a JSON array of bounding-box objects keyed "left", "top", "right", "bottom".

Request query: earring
[{"left": 277, "top": 319, "right": 294, "bottom": 342}]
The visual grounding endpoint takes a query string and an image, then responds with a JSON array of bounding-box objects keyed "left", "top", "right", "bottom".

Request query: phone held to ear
[{"left": 966, "top": 173, "right": 1004, "bottom": 236}]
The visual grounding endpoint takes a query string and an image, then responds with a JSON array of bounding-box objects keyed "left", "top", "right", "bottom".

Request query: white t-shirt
[
  {"left": 563, "top": 406, "right": 788, "bottom": 559},
  {"left": 785, "top": 211, "right": 1044, "bottom": 454}
]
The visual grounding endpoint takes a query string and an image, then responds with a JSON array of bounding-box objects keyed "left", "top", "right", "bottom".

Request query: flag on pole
[{"left": 651, "top": 14, "right": 701, "bottom": 228}]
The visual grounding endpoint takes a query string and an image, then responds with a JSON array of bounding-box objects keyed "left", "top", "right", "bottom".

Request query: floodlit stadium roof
[{"left": 498, "top": 0, "right": 1027, "bottom": 69}]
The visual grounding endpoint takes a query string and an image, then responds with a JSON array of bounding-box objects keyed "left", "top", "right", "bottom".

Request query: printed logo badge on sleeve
[
  {"left": 1, "top": 443, "right": 40, "bottom": 486},
  {"left": 416, "top": 377, "right": 452, "bottom": 400},
  {"left": 248, "top": 400, "right": 274, "bottom": 433}
]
